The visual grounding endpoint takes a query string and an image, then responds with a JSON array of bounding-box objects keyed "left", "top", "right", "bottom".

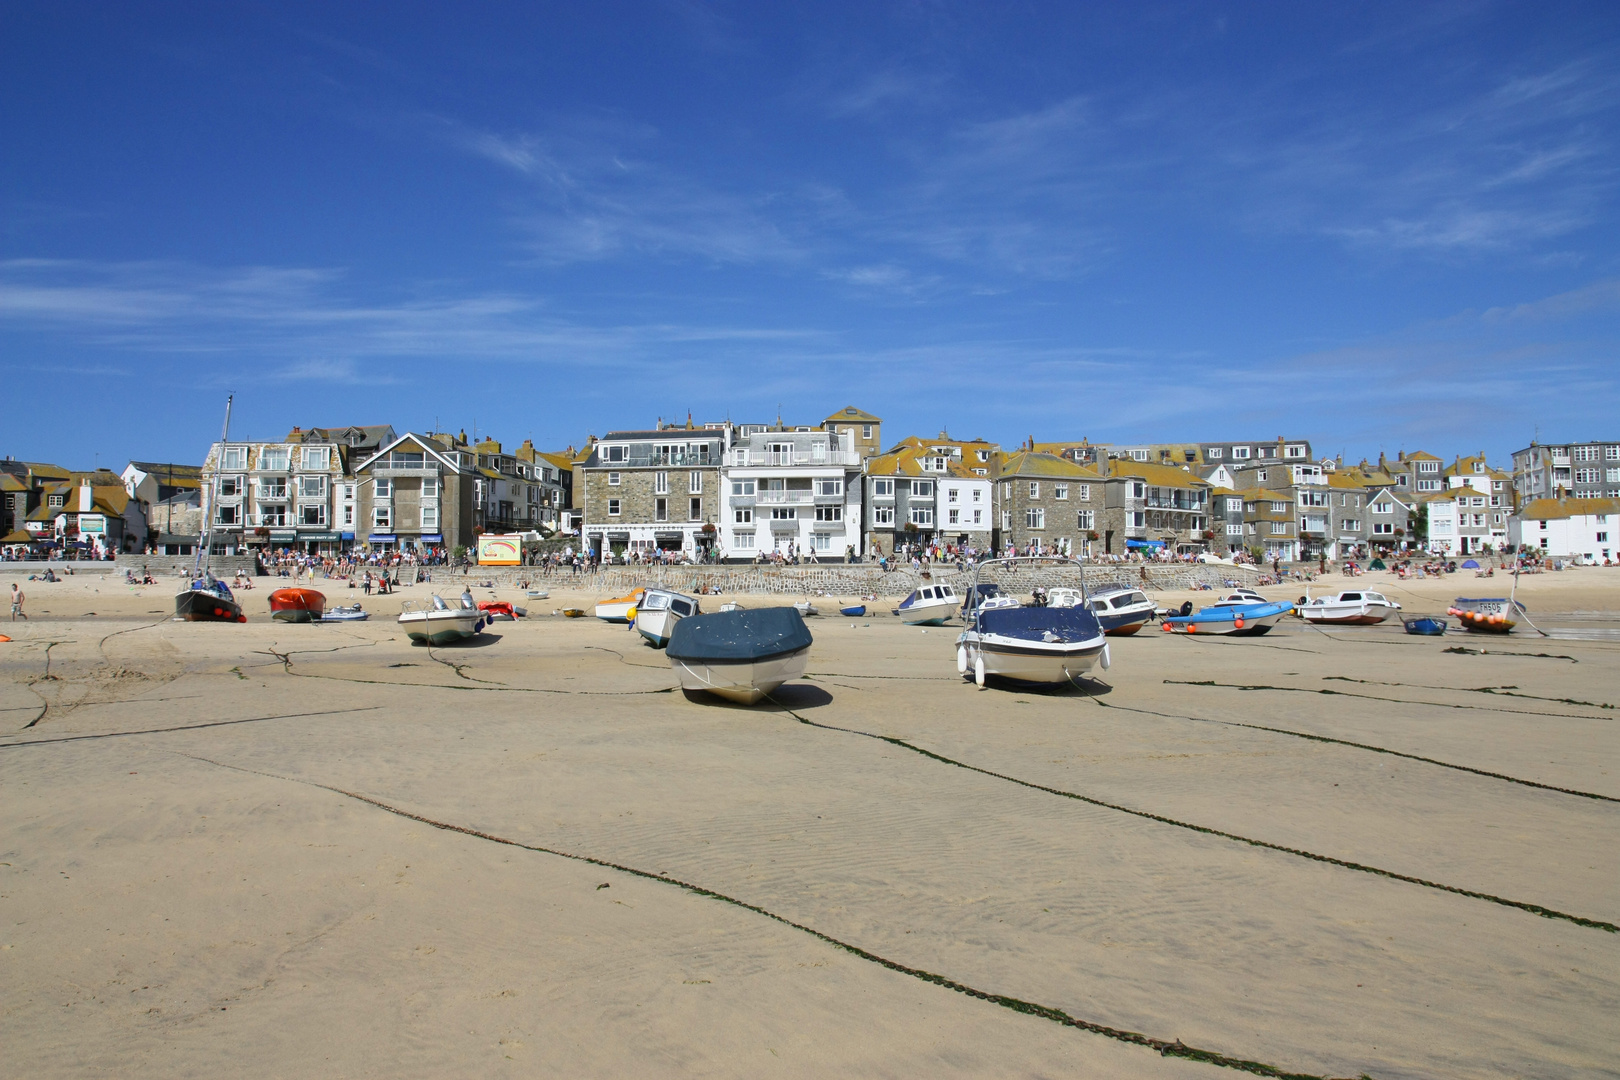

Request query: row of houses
[{"left": 12, "top": 416, "right": 1608, "bottom": 563}]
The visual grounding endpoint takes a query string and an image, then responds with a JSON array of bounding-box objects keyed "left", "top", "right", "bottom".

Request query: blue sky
[{"left": 3, "top": 2, "right": 1618, "bottom": 468}]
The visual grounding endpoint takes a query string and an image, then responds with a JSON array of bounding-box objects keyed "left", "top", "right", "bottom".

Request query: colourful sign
[
  {"left": 78, "top": 514, "right": 107, "bottom": 534},
  {"left": 476, "top": 534, "right": 522, "bottom": 565}
]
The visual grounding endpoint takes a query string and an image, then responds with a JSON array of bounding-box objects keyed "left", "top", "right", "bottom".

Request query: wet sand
[{"left": 2, "top": 569, "right": 1617, "bottom": 1078}]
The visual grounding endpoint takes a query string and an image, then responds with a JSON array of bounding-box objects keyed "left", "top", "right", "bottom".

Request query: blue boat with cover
[
  {"left": 667, "top": 607, "right": 813, "bottom": 704},
  {"left": 1161, "top": 598, "right": 1294, "bottom": 635},
  {"left": 954, "top": 557, "right": 1111, "bottom": 688}
]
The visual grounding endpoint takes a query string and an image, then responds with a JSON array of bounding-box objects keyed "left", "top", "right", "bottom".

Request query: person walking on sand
[{"left": 10, "top": 582, "right": 24, "bottom": 620}]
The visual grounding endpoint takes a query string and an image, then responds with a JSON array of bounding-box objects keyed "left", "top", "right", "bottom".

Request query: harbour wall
[{"left": 425, "top": 562, "right": 1263, "bottom": 597}]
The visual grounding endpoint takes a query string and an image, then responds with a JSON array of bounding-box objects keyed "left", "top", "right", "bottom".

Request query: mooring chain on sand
[
  {"left": 256, "top": 646, "right": 678, "bottom": 697},
  {"left": 0, "top": 705, "right": 387, "bottom": 750},
  {"left": 172, "top": 751, "right": 1345, "bottom": 1080},
  {"left": 1164, "top": 679, "right": 1613, "bottom": 725},
  {"left": 1321, "top": 675, "right": 1615, "bottom": 712},
  {"left": 1091, "top": 698, "right": 1620, "bottom": 805},
  {"left": 759, "top": 693, "right": 1618, "bottom": 934}
]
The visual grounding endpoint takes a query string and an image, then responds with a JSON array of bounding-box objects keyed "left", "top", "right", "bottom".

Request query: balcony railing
[
  {"left": 370, "top": 463, "right": 441, "bottom": 476},
  {"left": 603, "top": 452, "right": 716, "bottom": 468},
  {"left": 756, "top": 490, "right": 814, "bottom": 504},
  {"left": 724, "top": 449, "right": 860, "bottom": 467},
  {"left": 1143, "top": 497, "right": 1205, "bottom": 511}
]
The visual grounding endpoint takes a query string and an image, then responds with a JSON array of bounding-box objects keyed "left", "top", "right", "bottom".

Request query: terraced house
[
  {"left": 1511, "top": 440, "right": 1620, "bottom": 503},
  {"left": 201, "top": 427, "right": 386, "bottom": 556},
  {"left": 863, "top": 436, "right": 993, "bottom": 555},
  {"left": 1097, "top": 460, "right": 1212, "bottom": 556},
  {"left": 719, "top": 424, "right": 862, "bottom": 560},
  {"left": 580, "top": 425, "right": 729, "bottom": 560},
  {"left": 992, "top": 450, "right": 1102, "bottom": 555},
  {"left": 350, "top": 432, "right": 487, "bottom": 555}
]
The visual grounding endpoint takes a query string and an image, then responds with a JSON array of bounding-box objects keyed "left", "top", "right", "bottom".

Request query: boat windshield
[{"left": 964, "top": 556, "right": 1092, "bottom": 619}]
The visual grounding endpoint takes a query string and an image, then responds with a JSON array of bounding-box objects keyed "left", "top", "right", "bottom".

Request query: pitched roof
[
  {"left": 824, "top": 406, "right": 881, "bottom": 423},
  {"left": 128, "top": 461, "right": 202, "bottom": 478},
  {"left": 1514, "top": 497, "right": 1620, "bottom": 520},
  {"left": 997, "top": 451, "right": 1099, "bottom": 479},
  {"left": 1104, "top": 460, "right": 1211, "bottom": 488}
]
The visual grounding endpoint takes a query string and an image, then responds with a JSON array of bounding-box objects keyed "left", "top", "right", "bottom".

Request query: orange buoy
[
  {"left": 1162, "top": 621, "right": 1173, "bottom": 631},
  {"left": 1234, "top": 616, "right": 1245, "bottom": 630},
  {"left": 0, "top": 634, "right": 11, "bottom": 642}
]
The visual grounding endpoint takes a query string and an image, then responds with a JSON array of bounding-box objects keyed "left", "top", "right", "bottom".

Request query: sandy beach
[{"left": 2, "top": 567, "right": 1617, "bottom": 1078}]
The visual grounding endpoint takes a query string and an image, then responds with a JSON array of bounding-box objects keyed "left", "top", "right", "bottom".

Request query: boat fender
[
  {"left": 956, "top": 645, "right": 968, "bottom": 674},
  {"left": 238, "top": 615, "right": 247, "bottom": 623},
  {"left": 1161, "top": 621, "right": 1173, "bottom": 632},
  {"left": 974, "top": 654, "right": 986, "bottom": 688},
  {"left": 1233, "top": 616, "right": 1245, "bottom": 630},
  {"left": 1100, "top": 643, "right": 1111, "bottom": 671}
]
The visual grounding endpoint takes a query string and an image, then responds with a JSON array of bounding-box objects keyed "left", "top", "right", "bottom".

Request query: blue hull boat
[
  {"left": 1403, "top": 617, "right": 1447, "bottom": 636},
  {"left": 1162, "top": 600, "right": 1294, "bottom": 636},
  {"left": 840, "top": 604, "right": 866, "bottom": 617}
]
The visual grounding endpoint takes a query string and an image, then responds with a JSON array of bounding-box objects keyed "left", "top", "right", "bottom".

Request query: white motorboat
[
  {"left": 793, "top": 600, "right": 819, "bottom": 617},
  {"left": 595, "top": 588, "right": 646, "bottom": 623},
  {"left": 635, "top": 588, "right": 701, "bottom": 649},
  {"left": 667, "top": 607, "right": 812, "bottom": 704},
  {"left": 1299, "top": 590, "right": 1401, "bottom": 625},
  {"left": 1085, "top": 584, "right": 1156, "bottom": 635},
  {"left": 955, "top": 557, "right": 1110, "bottom": 688},
  {"left": 896, "top": 582, "right": 958, "bottom": 625},
  {"left": 398, "top": 594, "right": 486, "bottom": 645}
]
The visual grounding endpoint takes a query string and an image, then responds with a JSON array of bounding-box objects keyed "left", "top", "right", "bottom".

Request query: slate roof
[{"left": 1515, "top": 497, "right": 1620, "bottom": 520}]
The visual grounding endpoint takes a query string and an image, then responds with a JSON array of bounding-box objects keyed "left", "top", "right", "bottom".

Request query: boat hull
[
  {"left": 1448, "top": 598, "right": 1522, "bottom": 633},
  {"left": 595, "top": 589, "right": 646, "bottom": 623},
  {"left": 1097, "top": 609, "right": 1153, "bottom": 635},
  {"left": 1162, "top": 601, "right": 1293, "bottom": 636},
  {"left": 1403, "top": 617, "right": 1447, "bottom": 636},
  {"left": 1300, "top": 601, "right": 1399, "bottom": 625},
  {"left": 897, "top": 599, "right": 954, "bottom": 625},
  {"left": 636, "top": 607, "right": 681, "bottom": 649},
  {"left": 175, "top": 589, "right": 243, "bottom": 622},
  {"left": 269, "top": 588, "right": 326, "bottom": 623},
  {"left": 671, "top": 647, "right": 809, "bottom": 704},
  {"left": 398, "top": 611, "right": 484, "bottom": 645},
  {"left": 959, "top": 633, "right": 1107, "bottom": 684}
]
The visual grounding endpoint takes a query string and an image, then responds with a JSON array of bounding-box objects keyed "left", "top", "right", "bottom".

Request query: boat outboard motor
[
  {"left": 1179, "top": 601, "right": 1194, "bottom": 617},
  {"left": 1031, "top": 586, "right": 1048, "bottom": 607}
]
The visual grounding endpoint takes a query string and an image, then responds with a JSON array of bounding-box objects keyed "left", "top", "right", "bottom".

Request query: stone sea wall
[{"left": 426, "top": 561, "right": 1261, "bottom": 596}]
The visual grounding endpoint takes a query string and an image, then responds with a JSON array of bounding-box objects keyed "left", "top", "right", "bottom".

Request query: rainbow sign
[{"left": 476, "top": 534, "right": 522, "bottom": 565}]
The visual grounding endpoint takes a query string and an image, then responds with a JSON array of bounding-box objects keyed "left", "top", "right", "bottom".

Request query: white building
[
  {"left": 1508, "top": 497, "right": 1618, "bottom": 562},
  {"left": 720, "top": 428, "right": 863, "bottom": 560}
]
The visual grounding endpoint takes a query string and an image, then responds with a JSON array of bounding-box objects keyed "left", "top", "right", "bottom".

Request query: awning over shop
[{"left": 1125, "top": 539, "right": 1165, "bottom": 548}]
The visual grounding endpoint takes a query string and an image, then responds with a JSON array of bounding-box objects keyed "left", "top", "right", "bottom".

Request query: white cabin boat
[
  {"left": 1299, "top": 590, "right": 1401, "bottom": 625},
  {"left": 398, "top": 594, "right": 485, "bottom": 645},
  {"left": 896, "top": 582, "right": 958, "bottom": 625},
  {"left": 635, "top": 588, "right": 701, "bottom": 649},
  {"left": 1085, "top": 584, "right": 1156, "bottom": 635},
  {"left": 595, "top": 588, "right": 646, "bottom": 623}
]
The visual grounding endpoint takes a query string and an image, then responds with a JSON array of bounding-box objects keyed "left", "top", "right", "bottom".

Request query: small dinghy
[
  {"left": 175, "top": 574, "right": 244, "bottom": 623},
  {"left": 478, "top": 601, "right": 519, "bottom": 621},
  {"left": 562, "top": 608, "right": 586, "bottom": 618},
  {"left": 667, "top": 607, "right": 813, "bottom": 704},
  {"left": 1085, "top": 584, "right": 1156, "bottom": 636},
  {"left": 1403, "top": 616, "right": 1447, "bottom": 636},
  {"left": 398, "top": 594, "right": 486, "bottom": 645},
  {"left": 322, "top": 603, "right": 369, "bottom": 622},
  {"left": 793, "top": 600, "right": 819, "bottom": 617},
  {"left": 269, "top": 587, "right": 326, "bottom": 623},
  {"left": 1299, "top": 590, "right": 1401, "bottom": 625},
  {"left": 719, "top": 601, "right": 743, "bottom": 612},
  {"left": 955, "top": 557, "right": 1110, "bottom": 688},
  {"left": 896, "top": 582, "right": 957, "bottom": 625},
  {"left": 839, "top": 604, "right": 866, "bottom": 617},
  {"left": 635, "top": 588, "right": 701, "bottom": 649},
  {"left": 595, "top": 588, "right": 646, "bottom": 623},
  {"left": 1447, "top": 597, "right": 1524, "bottom": 633},
  {"left": 1162, "top": 598, "right": 1294, "bottom": 635}
]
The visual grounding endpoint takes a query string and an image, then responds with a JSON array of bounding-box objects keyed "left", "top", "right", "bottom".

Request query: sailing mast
[{"left": 196, "top": 394, "right": 234, "bottom": 578}]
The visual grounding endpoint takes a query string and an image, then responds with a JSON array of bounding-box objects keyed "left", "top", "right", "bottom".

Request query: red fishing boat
[{"left": 269, "top": 587, "right": 327, "bottom": 623}]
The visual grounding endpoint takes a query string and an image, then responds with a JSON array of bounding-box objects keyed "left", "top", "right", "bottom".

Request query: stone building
[
  {"left": 351, "top": 432, "right": 481, "bottom": 554},
  {"left": 1097, "top": 461, "right": 1212, "bottom": 557},
  {"left": 580, "top": 425, "right": 730, "bottom": 560},
  {"left": 1511, "top": 440, "right": 1620, "bottom": 504},
  {"left": 992, "top": 451, "right": 1103, "bottom": 556}
]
